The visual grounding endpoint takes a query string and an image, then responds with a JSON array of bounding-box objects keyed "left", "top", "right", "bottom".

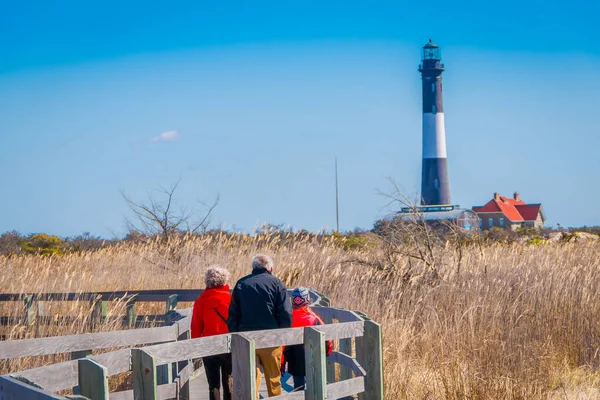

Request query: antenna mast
[{"left": 335, "top": 158, "right": 340, "bottom": 232}]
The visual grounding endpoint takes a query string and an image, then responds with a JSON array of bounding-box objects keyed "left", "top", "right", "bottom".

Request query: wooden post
[
  {"left": 165, "top": 294, "right": 178, "bottom": 313},
  {"left": 339, "top": 338, "right": 353, "bottom": 380},
  {"left": 363, "top": 320, "right": 384, "bottom": 400},
  {"left": 132, "top": 348, "right": 158, "bottom": 400},
  {"left": 23, "top": 294, "right": 36, "bottom": 325},
  {"left": 231, "top": 333, "right": 256, "bottom": 400},
  {"left": 322, "top": 315, "right": 336, "bottom": 384},
  {"left": 37, "top": 301, "right": 45, "bottom": 318},
  {"left": 354, "top": 311, "right": 368, "bottom": 400},
  {"left": 78, "top": 359, "right": 109, "bottom": 400},
  {"left": 90, "top": 295, "right": 102, "bottom": 329},
  {"left": 157, "top": 363, "right": 172, "bottom": 385},
  {"left": 126, "top": 296, "right": 136, "bottom": 328},
  {"left": 71, "top": 350, "right": 93, "bottom": 394},
  {"left": 176, "top": 329, "right": 191, "bottom": 400},
  {"left": 304, "top": 326, "right": 327, "bottom": 400}
]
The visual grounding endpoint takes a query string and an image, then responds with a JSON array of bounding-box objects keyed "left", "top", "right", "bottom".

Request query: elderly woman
[{"left": 191, "top": 266, "right": 233, "bottom": 400}]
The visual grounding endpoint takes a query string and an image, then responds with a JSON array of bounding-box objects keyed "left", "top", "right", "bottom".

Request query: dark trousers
[
  {"left": 203, "top": 354, "right": 232, "bottom": 400},
  {"left": 292, "top": 375, "right": 305, "bottom": 391}
]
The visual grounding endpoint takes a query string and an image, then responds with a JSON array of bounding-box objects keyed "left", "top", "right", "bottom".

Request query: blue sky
[{"left": 1, "top": 0, "right": 599, "bottom": 237}]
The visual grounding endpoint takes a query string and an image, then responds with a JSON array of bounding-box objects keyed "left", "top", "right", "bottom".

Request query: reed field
[{"left": 1, "top": 231, "right": 599, "bottom": 399}]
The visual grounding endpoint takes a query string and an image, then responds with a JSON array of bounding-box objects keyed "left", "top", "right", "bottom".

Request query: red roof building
[{"left": 472, "top": 192, "right": 546, "bottom": 231}]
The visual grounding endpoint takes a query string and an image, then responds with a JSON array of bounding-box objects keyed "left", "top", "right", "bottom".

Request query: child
[{"left": 282, "top": 287, "right": 333, "bottom": 391}]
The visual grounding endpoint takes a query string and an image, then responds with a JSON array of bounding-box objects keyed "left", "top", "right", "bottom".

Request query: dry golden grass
[{"left": 1, "top": 232, "right": 599, "bottom": 399}]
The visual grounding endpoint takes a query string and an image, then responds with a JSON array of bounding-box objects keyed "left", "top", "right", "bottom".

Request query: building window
[
  {"left": 432, "top": 105, "right": 436, "bottom": 113},
  {"left": 499, "top": 217, "right": 504, "bottom": 227},
  {"left": 479, "top": 219, "right": 482, "bottom": 227},
  {"left": 434, "top": 178, "right": 439, "bottom": 189},
  {"left": 432, "top": 83, "right": 435, "bottom": 92},
  {"left": 489, "top": 218, "right": 493, "bottom": 227}
]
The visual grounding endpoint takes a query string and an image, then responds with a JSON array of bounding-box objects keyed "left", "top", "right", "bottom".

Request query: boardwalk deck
[
  {"left": 190, "top": 367, "right": 295, "bottom": 399},
  {"left": 0, "top": 289, "right": 377, "bottom": 400}
]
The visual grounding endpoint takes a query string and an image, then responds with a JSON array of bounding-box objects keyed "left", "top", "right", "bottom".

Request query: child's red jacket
[{"left": 283, "top": 306, "right": 333, "bottom": 376}]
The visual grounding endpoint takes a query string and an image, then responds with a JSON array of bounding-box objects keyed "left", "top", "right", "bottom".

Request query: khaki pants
[{"left": 255, "top": 346, "right": 283, "bottom": 398}]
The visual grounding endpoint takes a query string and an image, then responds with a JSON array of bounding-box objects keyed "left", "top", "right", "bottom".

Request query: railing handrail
[
  {"left": 8, "top": 307, "right": 361, "bottom": 392},
  {"left": 0, "top": 289, "right": 384, "bottom": 399},
  {"left": 0, "top": 288, "right": 325, "bottom": 303}
]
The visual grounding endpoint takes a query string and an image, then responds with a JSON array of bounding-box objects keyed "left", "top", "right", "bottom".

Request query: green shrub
[{"left": 21, "top": 233, "right": 64, "bottom": 256}]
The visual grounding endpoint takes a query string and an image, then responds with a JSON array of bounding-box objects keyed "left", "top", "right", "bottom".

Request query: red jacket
[
  {"left": 191, "top": 285, "right": 231, "bottom": 339},
  {"left": 282, "top": 307, "right": 333, "bottom": 376},
  {"left": 290, "top": 307, "right": 333, "bottom": 354}
]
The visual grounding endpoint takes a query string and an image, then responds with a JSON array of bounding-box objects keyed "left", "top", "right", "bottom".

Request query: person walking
[
  {"left": 228, "top": 254, "right": 292, "bottom": 398},
  {"left": 191, "top": 266, "right": 233, "bottom": 400},
  {"left": 281, "top": 287, "right": 333, "bottom": 391}
]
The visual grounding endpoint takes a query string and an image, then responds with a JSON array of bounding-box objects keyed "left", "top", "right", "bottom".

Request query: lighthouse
[{"left": 419, "top": 39, "right": 450, "bottom": 205}]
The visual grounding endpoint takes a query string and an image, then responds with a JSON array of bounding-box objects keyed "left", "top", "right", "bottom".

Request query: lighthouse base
[{"left": 421, "top": 157, "right": 450, "bottom": 206}]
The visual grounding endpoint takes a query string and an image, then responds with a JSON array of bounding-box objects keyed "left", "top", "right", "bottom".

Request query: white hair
[
  {"left": 252, "top": 254, "right": 274, "bottom": 272},
  {"left": 205, "top": 265, "right": 230, "bottom": 288}
]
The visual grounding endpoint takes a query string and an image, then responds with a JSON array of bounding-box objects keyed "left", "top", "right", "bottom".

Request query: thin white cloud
[{"left": 150, "top": 130, "right": 180, "bottom": 142}]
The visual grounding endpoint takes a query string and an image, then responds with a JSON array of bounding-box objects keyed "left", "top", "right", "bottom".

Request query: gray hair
[
  {"left": 252, "top": 254, "right": 274, "bottom": 272},
  {"left": 205, "top": 265, "right": 230, "bottom": 288}
]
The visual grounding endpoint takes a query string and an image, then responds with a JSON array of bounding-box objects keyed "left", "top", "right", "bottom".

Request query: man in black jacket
[{"left": 228, "top": 254, "right": 292, "bottom": 398}]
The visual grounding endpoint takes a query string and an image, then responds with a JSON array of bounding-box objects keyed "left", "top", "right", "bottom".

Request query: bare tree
[
  {"left": 374, "top": 180, "right": 473, "bottom": 282},
  {"left": 122, "top": 178, "right": 219, "bottom": 242}
]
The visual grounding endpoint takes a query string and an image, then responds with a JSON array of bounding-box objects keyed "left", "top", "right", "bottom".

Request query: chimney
[
  {"left": 494, "top": 192, "right": 500, "bottom": 201},
  {"left": 514, "top": 192, "right": 520, "bottom": 201}
]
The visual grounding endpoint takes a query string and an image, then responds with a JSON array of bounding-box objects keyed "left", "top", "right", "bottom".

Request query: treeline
[
  {"left": 1, "top": 224, "right": 598, "bottom": 257},
  {"left": 0, "top": 231, "right": 112, "bottom": 257}
]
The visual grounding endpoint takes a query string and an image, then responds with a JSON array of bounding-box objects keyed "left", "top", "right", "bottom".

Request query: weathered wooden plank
[
  {"left": 132, "top": 349, "right": 157, "bottom": 400},
  {"left": 78, "top": 359, "right": 109, "bottom": 400},
  {"left": 141, "top": 334, "right": 230, "bottom": 365},
  {"left": 131, "top": 321, "right": 363, "bottom": 366},
  {"left": 268, "top": 391, "right": 305, "bottom": 399},
  {"left": 326, "top": 377, "right": 365, "bottom": 399},
  {"left": 362, "top": 320, "right": 384, "bottom": 400},
  {"left": 315, "top": 321, "right": 364, "bottom": 342},
  {"left": 327, "top": 352, "right": 365, "bottom": 377},
  {"left": 304, "top": 327, "right": 326, "bottom": 400},
  {"left": 231, "top": 334, "right": 256, "bottom": 400},
  {"left": 0, "top": 375, "right": 65, "bottom": 399},
  {"left": 18, "top": 348, "right": 131, "bottom": 393},
  {"left": 0, "top": 315, "right": 172, "bottom": 327},
  {"left": 247, "top": 321, "right": 364, "bottom": 350},
  {"left": 107, "top": 382, "right": 176, "bottom": 400},
  {"left": 338, "top": 339, "right": 353, "bottom": 380},
  {"left": 14, "top": 321, "right": 362, "bottom": 393},
  {"left": 0, "top": 325, "right": 178, "bottom": 359},
  {"left": 0, "top": 290, "right": 204, "bottom": 303},
  {"left": 310, "top": 307, "right": 335, "bottom": 322},
  {"left": 108, "top": 390, "right": 131, "bottom": 400}
]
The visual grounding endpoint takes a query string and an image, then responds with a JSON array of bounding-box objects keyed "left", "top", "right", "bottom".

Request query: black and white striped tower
[{"left": 419, "top": 39, "right": 451, "bottom": 205}]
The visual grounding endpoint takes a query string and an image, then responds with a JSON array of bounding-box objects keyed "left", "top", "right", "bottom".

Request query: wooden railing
[
  {"left": 0, "top": 289, "right": 204, "bottom": 328},
  {"left": 0, "top": 289, "right": 383, "bottom": 400}
]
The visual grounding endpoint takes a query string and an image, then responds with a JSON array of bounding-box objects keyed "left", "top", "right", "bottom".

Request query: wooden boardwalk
[
  {"left": 190, "top": 367, "right": 296, "bottom": 399},
  {"left": 0, "top": 289, "right": 380, "bottom": 400}
]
